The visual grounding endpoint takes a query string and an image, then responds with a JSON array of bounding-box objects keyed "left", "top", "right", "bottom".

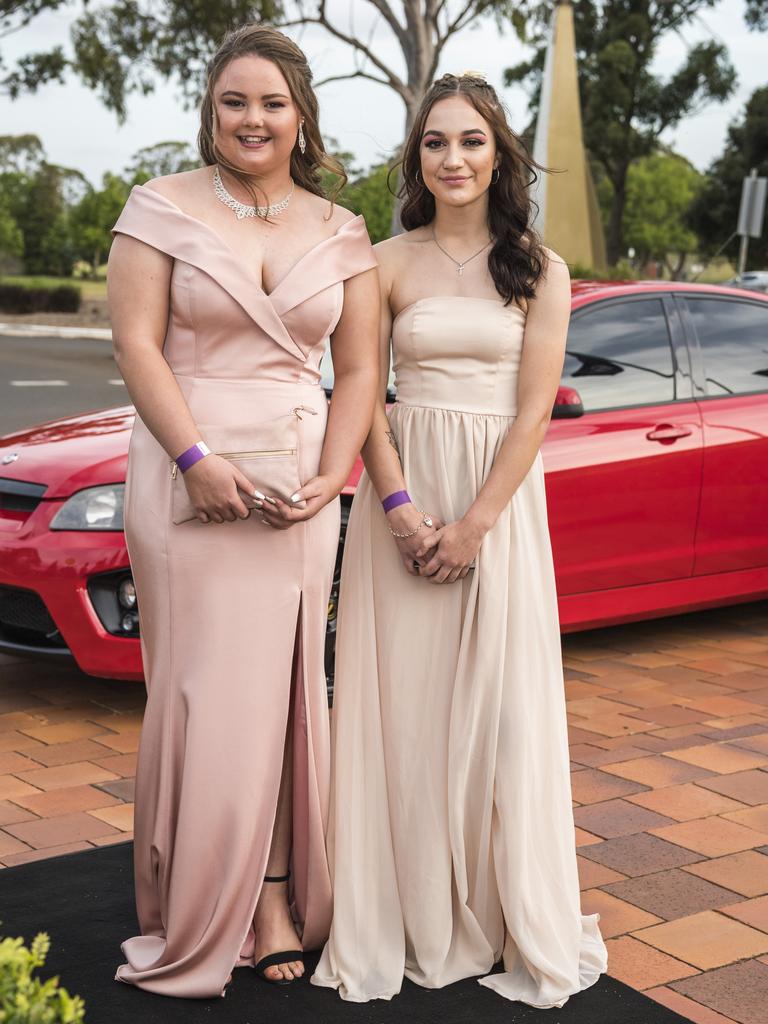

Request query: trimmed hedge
[{"left": 0, "top": 282, "right": 81, "bottom": 314}]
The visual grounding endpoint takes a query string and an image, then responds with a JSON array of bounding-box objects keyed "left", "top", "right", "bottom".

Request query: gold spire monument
[{"left": 531, "top": 0, "right": 606, "bottom": 269}]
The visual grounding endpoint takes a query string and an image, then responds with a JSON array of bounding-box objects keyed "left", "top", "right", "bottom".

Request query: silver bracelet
[{"left": 388, "top": 510, "right": 433, "bottom": 539}]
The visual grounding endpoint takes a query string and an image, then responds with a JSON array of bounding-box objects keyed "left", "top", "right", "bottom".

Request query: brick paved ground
[{"left": 1, "top": 600, "right": 768, "bottom": 1023}]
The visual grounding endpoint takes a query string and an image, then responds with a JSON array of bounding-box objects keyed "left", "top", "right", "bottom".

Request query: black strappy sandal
[{"left": 254, "top": 873, "right": 304, "bottom": 986}]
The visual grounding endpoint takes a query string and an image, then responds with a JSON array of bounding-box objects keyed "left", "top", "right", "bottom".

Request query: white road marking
[
  {"left": 0, "top": 323, "right": 111, "bottom": 340},
  {"left": 9, "top": 380, "right": 69, "bottom": 387},
  {"left": 108, "top": 379, "right": 125, "bottom": 386}
]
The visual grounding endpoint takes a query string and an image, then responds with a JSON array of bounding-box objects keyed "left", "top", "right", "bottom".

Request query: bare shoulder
[
  {"left": 373, "top": 234, "right": 407, "bottom": 291},
  {"left": 375, "top": 228, "right": 428, "bottom": 268},
  {"left": 373, "top": 234, "right": 399, "bottom": 266},
  {"left": 328, "top": 201, "right": 357, "bottom": 228},
  {"left": 541, "top": 246, "right": 570, "bottom": 278},
  {"left": 297, "top": 189, "right": 356, "bottom": 231},
  {"left": 141, "top": 167, "right": 211, "bottom": 203},
  {"left": 536, "top": 247, "right": 571, "bottom": 299}
]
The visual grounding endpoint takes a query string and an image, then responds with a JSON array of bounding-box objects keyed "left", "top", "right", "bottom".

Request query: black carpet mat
[{"left": 1, "top": 842, "right": 692, "bottom": 1023}]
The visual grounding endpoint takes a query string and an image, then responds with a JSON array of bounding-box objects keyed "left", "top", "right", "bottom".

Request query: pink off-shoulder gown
[{"left": 110, "top": 185, "right": 376, "bottom": 998}]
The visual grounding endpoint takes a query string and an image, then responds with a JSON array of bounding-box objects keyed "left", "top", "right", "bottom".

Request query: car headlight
[{"left": 50, "top": 485, "right": 125, "bottom": 531}]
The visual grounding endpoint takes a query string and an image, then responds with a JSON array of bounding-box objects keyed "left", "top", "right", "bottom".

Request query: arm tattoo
[{"left": 386, "top": 430, "right": 401, "bottom": 458}]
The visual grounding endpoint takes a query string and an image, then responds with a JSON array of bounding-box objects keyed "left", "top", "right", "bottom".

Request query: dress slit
[
  {"left": 290, "top": 594, "right": 311, "bottom": 927},
  {"left": 236, "top": 593, "right": 307, "bottom": 969}
]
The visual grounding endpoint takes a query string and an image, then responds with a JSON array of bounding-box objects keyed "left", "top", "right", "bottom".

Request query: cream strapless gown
[{"left": 313, "top": 296, "right": 608, "bottom": 1008}]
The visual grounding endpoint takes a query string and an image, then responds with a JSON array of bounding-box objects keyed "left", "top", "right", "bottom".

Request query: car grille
[
  {"left": 0, "top": 585, "right": 67, "bottom": 648},
  {"left": 0, "top": 477, "right": 47, "bottom": 513}
]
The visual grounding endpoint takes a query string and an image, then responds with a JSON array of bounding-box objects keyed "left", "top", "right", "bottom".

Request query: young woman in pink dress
[
  {"left": 107, "top": 25, "right": 379, "bottom": 998},
  {"left": 313, "top": 73, "right": 608, "bottom": 1008}
]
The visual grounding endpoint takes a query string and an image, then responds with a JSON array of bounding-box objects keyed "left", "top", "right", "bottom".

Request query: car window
[
  {"left": 319, "top": 347, "right": 334, "bottom": 391},
  {"left": 319, "top": 347, "right": 396, "bottom": 394},
  {"left": 563, "top": 298, "right": 675, "bottom": 411},
  {"left": 686, "top": 298, "right": 768, "bottom": 396}
]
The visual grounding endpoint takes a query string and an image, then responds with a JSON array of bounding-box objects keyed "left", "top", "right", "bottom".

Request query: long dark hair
[
  {"left": 198, "top": 24, "right": 346, "bottom": 212},
  {"left": 398, "top": 73, "right": 547, "bottom": 305}
]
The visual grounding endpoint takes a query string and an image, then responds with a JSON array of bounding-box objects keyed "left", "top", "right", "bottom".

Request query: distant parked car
[
  {"left": 726, "top": 271, "right": 768, "bottom": 293},
  {"left": 1, "top": 281, "right": 767, "bottom": 688}
]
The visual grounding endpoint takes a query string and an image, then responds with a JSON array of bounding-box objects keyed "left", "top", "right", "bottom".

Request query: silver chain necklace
[
  {"left": 432, "top": 231, "right": 492, "bottom": 275},
  {"left": 213, "top": 167, "right": 294, "bottom": 220}
]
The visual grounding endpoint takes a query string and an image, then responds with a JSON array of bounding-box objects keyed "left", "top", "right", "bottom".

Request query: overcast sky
[{"left": 1, "top": 0, "right": 764, "bottom": 186}]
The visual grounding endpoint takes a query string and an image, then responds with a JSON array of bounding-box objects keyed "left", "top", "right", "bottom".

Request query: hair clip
[{"left": 458, "top": 69, "right": 488, "bottom": 81}]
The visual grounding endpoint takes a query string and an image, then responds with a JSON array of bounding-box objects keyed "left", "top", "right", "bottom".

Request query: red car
[{"left": 1, "top": 281, "right": 766, "bottom": 684}]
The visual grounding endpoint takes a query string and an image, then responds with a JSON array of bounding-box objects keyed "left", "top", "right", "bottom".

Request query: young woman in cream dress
[
  {"left": 313, "top": 73, "right": 607, "bottom": 1009},
  {"left": 108, "top": 25, "right": 378, "bottom": 998}
]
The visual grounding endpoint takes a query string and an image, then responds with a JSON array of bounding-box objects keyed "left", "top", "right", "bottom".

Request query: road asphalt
[{"left": 0, "top": 328, "right": 127, "bottom": 436}]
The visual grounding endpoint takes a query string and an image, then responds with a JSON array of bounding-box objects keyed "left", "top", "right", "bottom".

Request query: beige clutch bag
[{"left": 170, "top": 413, "right": 307, "bottom": 525}]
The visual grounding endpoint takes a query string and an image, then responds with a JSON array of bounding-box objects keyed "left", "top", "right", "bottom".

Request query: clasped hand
[
  {"left": 184, "top": 455, "right": 337, "bottom": 527},
  {"left": 388, "top": 504, "right": 483, "bottom": 584},
  {"left": 414, "top": 518, "right": 484, "bottom": 584}
]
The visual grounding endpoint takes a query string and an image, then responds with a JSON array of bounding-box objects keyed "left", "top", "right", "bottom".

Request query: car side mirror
[{"left": 552, "top": 385, "right": 584, "bottom": 419}]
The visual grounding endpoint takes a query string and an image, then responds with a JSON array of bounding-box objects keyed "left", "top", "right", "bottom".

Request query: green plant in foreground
[{"left": 0, "top": 931, "right": 85, "bottom": 1023}]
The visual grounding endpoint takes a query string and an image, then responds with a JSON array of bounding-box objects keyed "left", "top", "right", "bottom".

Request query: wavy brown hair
[
  {"left": 198, "top": 24, "right": 346, "bottom": 214},
  {"left": 397, "top": 73, "right": 547, "bottom": 305}
]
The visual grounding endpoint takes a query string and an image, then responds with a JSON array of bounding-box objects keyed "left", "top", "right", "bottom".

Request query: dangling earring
[
  {"left": 491, "top": 167, "right": 500, "bottom": 184},
  {"left": 298, "top": 120, "right": 306, "bottom": 154},
  {"left": 415, "top": 169, "right": 423, "bottom": 185}
]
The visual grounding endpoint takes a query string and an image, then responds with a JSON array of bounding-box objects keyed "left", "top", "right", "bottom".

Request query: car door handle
[{"left": 646, "top": 423, "right": 693, "bottom": 443}]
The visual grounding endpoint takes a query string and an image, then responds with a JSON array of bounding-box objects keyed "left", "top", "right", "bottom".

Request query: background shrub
[{"left": 0, "top": 281, "right": 81, "bottom": 314}]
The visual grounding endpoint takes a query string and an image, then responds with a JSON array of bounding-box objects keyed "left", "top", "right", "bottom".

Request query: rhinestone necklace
[
  {"left": 213, "top": 167, "right": 294, "bottom": 220},
  {"left": 432, "top": 231, "right": 492, "bottom": 275}
]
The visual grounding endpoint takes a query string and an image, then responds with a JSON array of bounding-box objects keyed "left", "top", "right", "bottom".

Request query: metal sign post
[{"left": 737, "top": 168, "right": 767, "bottom": 275}]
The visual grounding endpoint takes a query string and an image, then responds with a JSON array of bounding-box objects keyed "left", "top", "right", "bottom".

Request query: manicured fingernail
[
  {"left": 290, "top": 493, "right": 300, "bottom": 502},
  {"left": 254, "top": 499, "right": 263, "bottom": 508},
  {"left": 254, "top": 490, "right": 265, "bottom": 500},
  {"left": 265, "top": 496, "right": 277, "bottom": 505}
]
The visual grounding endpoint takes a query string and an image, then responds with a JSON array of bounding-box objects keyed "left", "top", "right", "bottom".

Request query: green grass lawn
[{"left": 0, "top": 275, "right": 107, "bottom": 301}]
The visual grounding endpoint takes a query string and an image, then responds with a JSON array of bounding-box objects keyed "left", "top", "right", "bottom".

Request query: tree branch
[
  {"left": 430, "top": 0, "right": 480, "bottom": 74},
  {"left": 279, "top": 0, "right": 408, "bottom": 98},
  {"left": 363, "top": 0, "right": 409, "bottom": 49},
  {"left": 314, "top": 69, "right": 391, "bottom": 88},
  {"left": 440, "top": 0, "right": 480, "bottom": 41}
]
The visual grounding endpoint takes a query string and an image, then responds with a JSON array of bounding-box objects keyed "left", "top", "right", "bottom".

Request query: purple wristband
[
  {"left": 175, "top": 441, "right": 211, "bottom": 473},
  {"left": 382, "top": 489, "right": 411, "bottom": 513}
]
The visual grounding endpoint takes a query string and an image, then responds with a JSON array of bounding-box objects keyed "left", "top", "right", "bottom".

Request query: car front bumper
[{"left": 0, "top": 501, "right": 143, "bottom": 681}]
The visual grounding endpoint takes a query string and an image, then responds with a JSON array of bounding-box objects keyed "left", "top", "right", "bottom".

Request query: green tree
[
  {"left": 0, "top": 133, "right": 45, "bottom": 176},
  {"left": 19, "top": 162, "right": 74, "bottom": 275},
  {"left": 343, "top": 163, "right": 396, "bottom": 244},
  {"left": 126, "top": 141, "right": 200, "bottom": 183},
  {"left": 506, "top": 2, "right": 735, "bottom": 264},
  {"left": 2, "top": 2, "right": 533, "bottom": 233},
  {"left": 0, "top": 136, "right": 97, "bottom": 275},
  {"left": 745, "top": 0, "right": 768, "bottom": 28},
  {"left": 0, "top": 196, "right": 23, "bottom": 272},
  {"left": 2, "top": 2, "right": 527, "bottom": 132},
  {"left": 622, "top": 152, "right": 703, "bottom": 278},
  {"left": 0, "top": 136, "right": 83, "bottom": 274},
  {"left": 70, "top": 172, "right": 131, "bottom": 276},
  {"left": 688, "top": 86, "right": 768, "bottom": 269}
]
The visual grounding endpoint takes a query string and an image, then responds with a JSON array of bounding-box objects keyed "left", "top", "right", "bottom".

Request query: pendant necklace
[
  {"left": 213, "top": 167, "right": 294, "bottom": 219},
  {"left": 432, "top": 231, "right": 492, "bottom": 275}
]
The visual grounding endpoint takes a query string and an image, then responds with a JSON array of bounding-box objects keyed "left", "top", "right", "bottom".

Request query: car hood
[{"left": 0, "top": 406, "right": 134, "bottom": 499}]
